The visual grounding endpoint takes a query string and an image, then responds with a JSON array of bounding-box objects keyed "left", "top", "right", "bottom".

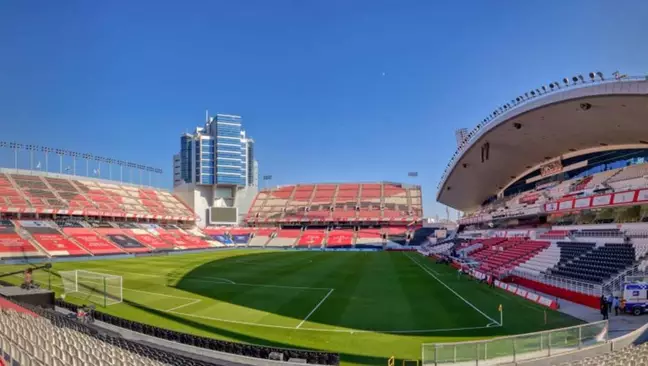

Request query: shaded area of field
[{"left": 0, "top": 250, "right": 582, "bottom": 365}]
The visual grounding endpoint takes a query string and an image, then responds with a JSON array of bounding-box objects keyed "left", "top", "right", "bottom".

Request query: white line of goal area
[
  {"left": 404, "top": 253, "right": 501, "bottom": 328},
  {"left": 29, "top": 266, "right": 498, "bottom": 334}
]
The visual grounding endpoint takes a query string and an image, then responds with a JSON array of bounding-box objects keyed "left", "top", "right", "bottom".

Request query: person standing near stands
[
  {"left": 600, "top": 295, "right": 608, "bottom": 320},
  {"left": 613, "top": 296, "right": 620, "bottom": 316},
  {"left": 22, "top": 268, "right": 33, "bottom": 289}
]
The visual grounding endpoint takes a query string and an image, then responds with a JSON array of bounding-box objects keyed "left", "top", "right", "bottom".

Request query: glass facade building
[{"left": 174, "top": 114, "right": 257, "bottom": 187}]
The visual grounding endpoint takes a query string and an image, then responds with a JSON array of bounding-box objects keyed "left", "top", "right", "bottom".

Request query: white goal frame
[{"left": 60, "top": 270, "right": 123, "bottom": 307}]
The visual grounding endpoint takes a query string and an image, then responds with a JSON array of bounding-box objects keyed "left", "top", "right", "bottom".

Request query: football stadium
[{"left": 0, "top": 73, "right": 647, "bottom": 366}]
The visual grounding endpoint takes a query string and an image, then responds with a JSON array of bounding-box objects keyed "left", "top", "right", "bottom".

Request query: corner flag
[{"left": 498, "top": 304, "right": 502, "bottom": 312}]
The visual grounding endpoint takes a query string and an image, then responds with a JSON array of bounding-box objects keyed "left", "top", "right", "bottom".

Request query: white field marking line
[
  {"left": 168, "top": 310, "right": 497, "bottom": 334},
  {"left": 295, "top": 288, "right": 334, "bottom": 329},
  {"left": 405, "top": 253, "right": 501, "bottom": 326},
  {"left": 83, "top": 268, "right": 330, "bottom": 291},
  {"left": 23, "top": 274, "right": 496, "bottom": 334},
  {"left": 166, "top": 299, "right": 202, "bottom": 312},
  {"left": 16, "top": 274, "right": 199, "bottom": 301}
]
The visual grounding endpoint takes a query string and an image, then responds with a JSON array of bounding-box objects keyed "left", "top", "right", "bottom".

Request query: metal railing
[
  {"left": 422, "top": 321, "right": 608, "bottom": 365},
  {"left": 437, "top": 75, "right": 648, "bottom": 192},
  {"left": 602, "top": 265, "right": 645, "bottom": 294},
  {"left": 510, "top": 269, "right": 602, "bottom": 297}
]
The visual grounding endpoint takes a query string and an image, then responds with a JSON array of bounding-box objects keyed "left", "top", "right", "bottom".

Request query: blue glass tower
[{"left": 174, "top": 114, "right": 256, "bottom": 188}]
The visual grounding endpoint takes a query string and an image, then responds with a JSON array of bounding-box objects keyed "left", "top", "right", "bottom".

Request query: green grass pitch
[{"left": 0, "top": 250, "right": 582, "bottom": 365}]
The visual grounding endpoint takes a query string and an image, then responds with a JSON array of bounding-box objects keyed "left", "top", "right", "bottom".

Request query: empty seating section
[
  {"left": 356, "top": 229, "right": 382, "bottom": 247},
  {"left": 468, "top": 238, "right": 508, "bottom": 261},
  {"left": 608, "top": 163, "right": 648, "bottom": 183},
  {"left": 0, "top": 173, "right": 193, "bottom": 220},
  {"left": 408, "top": 227, "right": 437, "bottom": 246},
  {"left": 549, "top": 242, "right": 634, "bottom": 283},
  {"left": 0, "top": 174, "right": 30, "bottom": 208},
  {"left": 17, "top": 220, "right": 88, "bottom": 256},
  {"left": 583, "top": 168, "right": 621, "bottom": 189},
  {"left": 0, "top": 220, "right": 41, "bottom": 258},
  {"left": 326, "top": 230, "right": 353, "bottom": 247},
  {"left": 61, "top": 227, "right": 124, "bottom": 255},
  {"left": 229, "top": 228, "right": 253, "bottom": 245},
  {"left": 252, "top": 228, "right": 275, "bottom": 246},
  {"left": 246, "top": 182, "right": 421, "bottom": 223},
  {"left": 160, "top": 226, "right": 210, "bottom": 248},
  {"left": 267, "top": 229, "right": 300, "bottom": 247},
  {"left": 298, "top": 230, "right": 325, "bottom": 247},
  {"left": 569, "top": 176, "right": 592, "bottom": 192},
  {"left": 129, "top": 229, "right": 174, "bottom": 249},
  {"left": 11, "top": 174, "right": 66, "bottom": 209},
  {"left": 477, "top": 240, "right": 549, "bottom": 276},
  {"left": 515, "top": 243, "right": 561, "bottom": 275},
  {"left": 573, "top": 229, "right": 623, "bottom": 238},
  {"left": 538, "top": 230, "right": 569, "bottom": 239},
  {"left": 0, "top": 305, "right": 184, "bottom": 366}
]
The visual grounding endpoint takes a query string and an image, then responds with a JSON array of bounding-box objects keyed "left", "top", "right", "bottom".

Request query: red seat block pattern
[
  {"left": 327, "top": 230, "right": 354, "bottom": 247},
  {"left": 297, "top": 230, "right": 325, "bottom": 247},
  {"left": 0, "top": 234, "right": 40, "bottom": 257},
  {"left": 63, "top": 229, "right": 123, "bottom": 255},
  {"left": 32, "top": 234, "right": 87, "bottom": 256}
]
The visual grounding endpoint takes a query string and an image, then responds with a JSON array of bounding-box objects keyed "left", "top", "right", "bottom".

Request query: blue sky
[{"left": 1, "top": 0, "right": 647, "bottom": 218}]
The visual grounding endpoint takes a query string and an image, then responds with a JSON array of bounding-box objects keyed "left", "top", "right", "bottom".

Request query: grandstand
[{"left": 1, "top": 75, "right": 648, "bottom": 366}]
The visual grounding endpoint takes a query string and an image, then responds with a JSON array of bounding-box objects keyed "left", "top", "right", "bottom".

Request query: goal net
[{"left": 60, "top": 270, "right": 123, "bottom": 307}]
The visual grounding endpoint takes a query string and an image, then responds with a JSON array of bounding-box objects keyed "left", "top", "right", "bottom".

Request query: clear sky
[{"left": 1, "top": 0, "right": 647, "bottom": 218}]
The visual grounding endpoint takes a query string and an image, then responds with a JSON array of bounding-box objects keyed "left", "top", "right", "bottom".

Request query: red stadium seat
[
  {"left": 0, "top": 234, "right": 40, "bottom": 258},
  {"left": 31, "top": 234, "right": 88, "bottom": 256},
  {"left": 326, "top": 230, "right": 354, "bottom": 247},
  {"left": 298, "top": 230, "right": 325, "bottom": 247},
  {"left": 62, "top": 228, "right": 124, "bottom": 255}
]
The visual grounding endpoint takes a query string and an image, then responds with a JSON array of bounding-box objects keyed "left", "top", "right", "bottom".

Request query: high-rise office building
[{"left": 173, "top": 113, "right": 259, "bottom": 226}]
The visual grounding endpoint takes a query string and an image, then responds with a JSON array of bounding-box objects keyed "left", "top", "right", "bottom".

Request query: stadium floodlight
[
  {"left": 542, "top": 86, "right": 547, "bottom": 93},
  {"left": 578, "top": 75, "right": 584, "bottom": 83},
  {"left": 596, "top": 71, "right": 604, "bottom": 80},
  {"left": 563, "top": 78, "right": 569, "bottom": 85},
  {"left": 572, "top": 76, "right": 579, "bottom": 83},
  {"left": 530, "top": 90, "right": 536, "bottom": 97}
]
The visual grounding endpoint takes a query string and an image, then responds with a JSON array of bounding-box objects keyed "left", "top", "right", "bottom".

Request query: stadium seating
[
  {"left": 538, "top": 230, "right": 570, "bottom": 240},
  {"left": 246, "top": 182, "right": 422, "bottom": 223},
  {"left": 129, "top": 228, "right": 175, "bottom": 249},
  {"left": 549, "top": 242, "right": 635, "bottom": 283},
  {"left": 477, "top": 240, "right": 549, "bottom": 276},
  {"left": 267, "top": 229, "right": 300, "bottom": 247},
  {"left": 61, "top": 225, "right": 125, "bottom": 255},
  {"left": 229, "top": 228, "right": 253, "bottom": 245},
  {"left": 407, "top": 227, "right": 437, "bottom": 246},
  {"left": 515, "top": 242, "right": 561, "bottom": 276},
  {"left": 297, "top": 230, "right": 325, "bottom": 247},
  {"left": 555, "top": 341, "right": 648, "bottom": 366},
  {"left": 251, "top": 228, "right": 275, "bottom": 247},
  {"left": 0, "top": 172, "right": 194, "bottom": 221},
  {"left": 267, "top": 229, "right": 308, "bottom": 247},
  {"left": 15, "top": 220, "right": 89, "bottom": 256},
  {"left": 326, "top": 230, "right": 354, "bottom": 248},
  {"left": 0, "top": 220, "right": 42, "bottom": 258},
  {"left": 355, "top": 229, "right": 383, "bottom": 248}
]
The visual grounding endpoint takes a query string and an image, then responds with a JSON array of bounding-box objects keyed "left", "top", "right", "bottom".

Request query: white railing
[
  {"left": 422, "top": 321, "right": 608, "bottom": 365},
  {"left": 510, "top": 269, "right": 602, "bottom": 297}
]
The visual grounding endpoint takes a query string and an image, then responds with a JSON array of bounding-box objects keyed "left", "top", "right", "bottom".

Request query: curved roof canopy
[{"left": 437, "top": 78, "right": 648, "bottom": 211}]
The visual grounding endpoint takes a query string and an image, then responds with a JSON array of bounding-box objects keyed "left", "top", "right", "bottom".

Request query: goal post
[{"left": 60, "top": 270, "right": 123, "bottom": 307}]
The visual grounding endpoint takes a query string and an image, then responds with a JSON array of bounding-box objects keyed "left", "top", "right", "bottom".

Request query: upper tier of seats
[
  {"left": 0, "top": 172, "right": 194, "bottom": 221},
  {"left": 246, "top": 182, "right": 422, "bottom": 224}
]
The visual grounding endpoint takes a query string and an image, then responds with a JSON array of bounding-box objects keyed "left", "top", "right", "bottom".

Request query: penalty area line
[
  {"left": 405, "top": 253, "right": 501, "bottom": 326},
  {"left": 166, "top": 299, "right": 202, "bottom": 312},
  {"left": 296, "top": 288, "right": 334, "bottom": 329}
]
